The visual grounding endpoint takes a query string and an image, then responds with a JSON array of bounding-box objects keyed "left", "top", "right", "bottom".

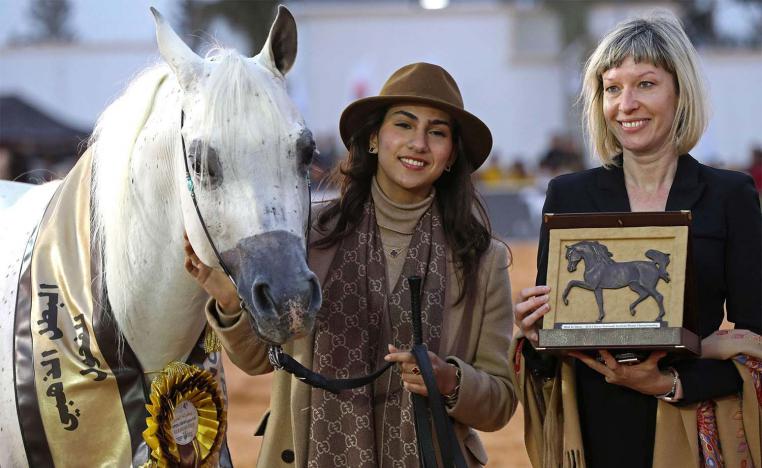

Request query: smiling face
[
  {"left": 602, "top": 56, "right": 678, "bottom": 161},
  {"left": 370, "top": 104, "right": 455, "bottom": 204}
]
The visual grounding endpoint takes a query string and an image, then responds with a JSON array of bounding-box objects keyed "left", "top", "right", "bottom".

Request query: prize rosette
[{"left": 142, "top": 362, "right": 226, "bottom": 467}]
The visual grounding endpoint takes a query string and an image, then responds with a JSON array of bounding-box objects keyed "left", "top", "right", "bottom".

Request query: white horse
[{"left": 0, "top": 6, "right": 320, "bottom": 466}]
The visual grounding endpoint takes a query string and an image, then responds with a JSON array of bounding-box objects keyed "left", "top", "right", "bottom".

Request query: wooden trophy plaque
[{"left": 537, "top": 211, "right": 700, "bottom": 355}]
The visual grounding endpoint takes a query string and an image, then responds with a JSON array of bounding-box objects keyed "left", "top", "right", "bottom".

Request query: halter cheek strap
[{"left": 180, "top": 111, "right": 237, "bottom": 284}]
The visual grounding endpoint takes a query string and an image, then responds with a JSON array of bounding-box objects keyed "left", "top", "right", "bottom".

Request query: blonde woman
[{"left": 513, "top": 14, "right": 761, "bottom": 468}]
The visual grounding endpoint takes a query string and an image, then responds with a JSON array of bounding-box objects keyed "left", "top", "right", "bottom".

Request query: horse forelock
[
  {"left": 190, "top": 49, "right": 309, "bottom": 241},
  {"left": 194, "top": 49, "right": 295, "bottom": 181}
]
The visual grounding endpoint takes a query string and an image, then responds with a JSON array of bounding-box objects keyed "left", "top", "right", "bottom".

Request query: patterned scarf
[
  {"left": 307, "top": 198, "right": 447, "bottom": 468},
  {"left": 698, "top": 355, "right": 762, "bottom": 468}
]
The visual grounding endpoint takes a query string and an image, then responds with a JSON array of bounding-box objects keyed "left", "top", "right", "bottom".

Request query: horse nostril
[{"left": 253, "top": 282, "right": 275, "bottom": 313}]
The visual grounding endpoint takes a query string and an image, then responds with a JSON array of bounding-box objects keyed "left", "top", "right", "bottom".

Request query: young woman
[
  {"left": 185, "top": 62, "right": 516, "bottom": 467},
  {"left": 512, "top": 14, "right": 762, "bottom": 468}
]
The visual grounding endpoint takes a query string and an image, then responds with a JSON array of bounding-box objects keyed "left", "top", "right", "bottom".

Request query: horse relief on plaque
[
  {"left": 539, "top": 212, "right": 700, "bottom": 354},
  {"left": 562, "top": 241, "right": 671, "bottom": 323}
]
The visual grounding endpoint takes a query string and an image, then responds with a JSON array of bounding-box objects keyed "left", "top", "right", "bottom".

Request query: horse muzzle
[{"left": 221, "top": 231, "right": 322, "bottom": 345}]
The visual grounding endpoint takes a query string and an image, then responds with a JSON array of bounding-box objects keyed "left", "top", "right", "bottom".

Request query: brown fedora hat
[{"left": 339, "top": 62, "right": 493, "bottom": 172}]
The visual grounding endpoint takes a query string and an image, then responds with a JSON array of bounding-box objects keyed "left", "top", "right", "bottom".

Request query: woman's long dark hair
[{"left": 314, "top": 107, "right": 501, "bottom": 304}]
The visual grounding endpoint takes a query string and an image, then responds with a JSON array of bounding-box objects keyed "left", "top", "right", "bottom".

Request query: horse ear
[
  {"left": 258, "top": 5, "right": 297, "bottom": 76},
  {"left": 151, "top": 7, "right": 203, "bottom": 91}
]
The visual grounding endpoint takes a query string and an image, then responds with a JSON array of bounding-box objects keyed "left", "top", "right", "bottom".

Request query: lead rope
[
  {"left": 408, "top": 276, "right": 467, "bottom": 468},
  {"left": 265, "top": 176, "right": 395, "bottom": 395}
]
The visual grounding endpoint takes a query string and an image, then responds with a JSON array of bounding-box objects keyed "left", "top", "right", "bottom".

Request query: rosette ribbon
[{"left": 142, "top": 362, "right": 226, "bottom": 467}]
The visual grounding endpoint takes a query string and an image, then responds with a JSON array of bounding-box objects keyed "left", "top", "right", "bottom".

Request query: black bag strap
[{"left": 408, "top": 277, "right": 467, "bottom": 468}]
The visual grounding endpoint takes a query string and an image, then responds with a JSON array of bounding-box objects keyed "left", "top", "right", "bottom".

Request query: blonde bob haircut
[{"left": 581, "top": 13, "right": 709, "bottom": 166}]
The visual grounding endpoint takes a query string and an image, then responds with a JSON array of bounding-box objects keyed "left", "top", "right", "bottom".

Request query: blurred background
[{"left": 1, "top": 0, "right": 760, "bottom": 466}]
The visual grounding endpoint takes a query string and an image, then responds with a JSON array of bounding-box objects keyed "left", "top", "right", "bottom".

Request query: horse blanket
[{"left": 12, "top": 151, "right": 230, "bottom": 466}]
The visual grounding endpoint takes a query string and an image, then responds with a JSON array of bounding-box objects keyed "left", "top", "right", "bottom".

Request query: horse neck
[{"left": 98, "top": 79, "right": 208, "bottom": 373}]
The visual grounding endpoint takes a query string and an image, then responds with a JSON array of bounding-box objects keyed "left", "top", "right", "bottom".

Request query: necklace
[{"left": 384, "top": 244, "right": 406, "bottom": 259}]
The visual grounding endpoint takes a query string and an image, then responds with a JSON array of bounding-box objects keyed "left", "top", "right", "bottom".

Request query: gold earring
[{"left": 368, "top": 145, "right": 377, "bottom": 154}]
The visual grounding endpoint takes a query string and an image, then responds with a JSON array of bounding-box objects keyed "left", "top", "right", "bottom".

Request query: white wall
[{"left": 696, "top": 51, "right": 762, "bottom": 166}]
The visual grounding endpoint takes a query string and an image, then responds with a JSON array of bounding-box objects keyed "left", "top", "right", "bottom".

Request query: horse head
[
  {"left": 153, "top": 7, "right": 321, "bottom": 344},
  {"left": 565, "top": 244, "right": 583, "bottom": 272}
]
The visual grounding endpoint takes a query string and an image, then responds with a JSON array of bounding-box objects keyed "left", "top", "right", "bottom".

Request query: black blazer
[
  {"left": 533, "top": 154, "right": 761, "bottom": 468},
  {"left": 537, "top": 154, "right": 762, "bottom": 337}
]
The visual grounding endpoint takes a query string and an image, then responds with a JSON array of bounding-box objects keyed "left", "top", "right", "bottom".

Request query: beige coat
[
  {"left": 509, "top": 330, "right": 762, "bottom": 468},
  {"left": 207, "top": 226, "right": 517, "bottom": 467}
]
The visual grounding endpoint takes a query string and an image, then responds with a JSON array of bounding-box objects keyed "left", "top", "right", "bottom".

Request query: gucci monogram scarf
[{"left": 307, "top": 198, "right": 447, "bottom": 467}]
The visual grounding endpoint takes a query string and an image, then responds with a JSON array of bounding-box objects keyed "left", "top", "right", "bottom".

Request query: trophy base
[{"left": 537, "top": 326, "right": 700, "bottom": 355}]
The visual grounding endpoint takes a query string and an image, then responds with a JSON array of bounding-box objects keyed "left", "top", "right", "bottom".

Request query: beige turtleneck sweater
[{"left": 370, "top": 177, "right": 435, "bottom": 291}]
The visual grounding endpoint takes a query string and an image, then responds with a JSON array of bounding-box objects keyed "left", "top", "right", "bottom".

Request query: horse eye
[
  {"left": 187, "top": 140, "right": 223, "bottom": 189},
  {"left": 187, "top": 140, "right": 203, "bottom": 175},
  {"left": 295, "top": 129, "right": 316, "bottom": 167},
  {"left": 305, "top": 146, "right": 318, "bottom": 166},
  {"left": 300, "top": 140, "right": 316, "bottom": 166}
]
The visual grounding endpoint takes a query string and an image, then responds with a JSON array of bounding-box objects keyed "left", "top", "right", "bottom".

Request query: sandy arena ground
[{"left": 223, "top": 242, "right": 538, "bottom": 467}]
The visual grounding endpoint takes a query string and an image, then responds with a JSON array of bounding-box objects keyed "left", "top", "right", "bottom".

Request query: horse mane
[
  {"left": 581, "top": 240, "right": 614, "bottom": 264},
  {"left": 89, "top": 63, "right": 174, "bottom": 341},
  {"left": 89, "top": 47, "right": 288, "bottom": 339}
]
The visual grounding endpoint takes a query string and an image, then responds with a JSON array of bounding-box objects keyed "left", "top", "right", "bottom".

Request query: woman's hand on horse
[
  {"left": 515, "top": 285, "right": 552, "bottom": 347},
  {"left": 568, "top": 349, "right": 676, "bottom": 396},
  {"left": 384, "top": 344, "right": 458, "bottom": 397},
  {"left": 183, "top": 233, "right": 239, "bottom": 313}
]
